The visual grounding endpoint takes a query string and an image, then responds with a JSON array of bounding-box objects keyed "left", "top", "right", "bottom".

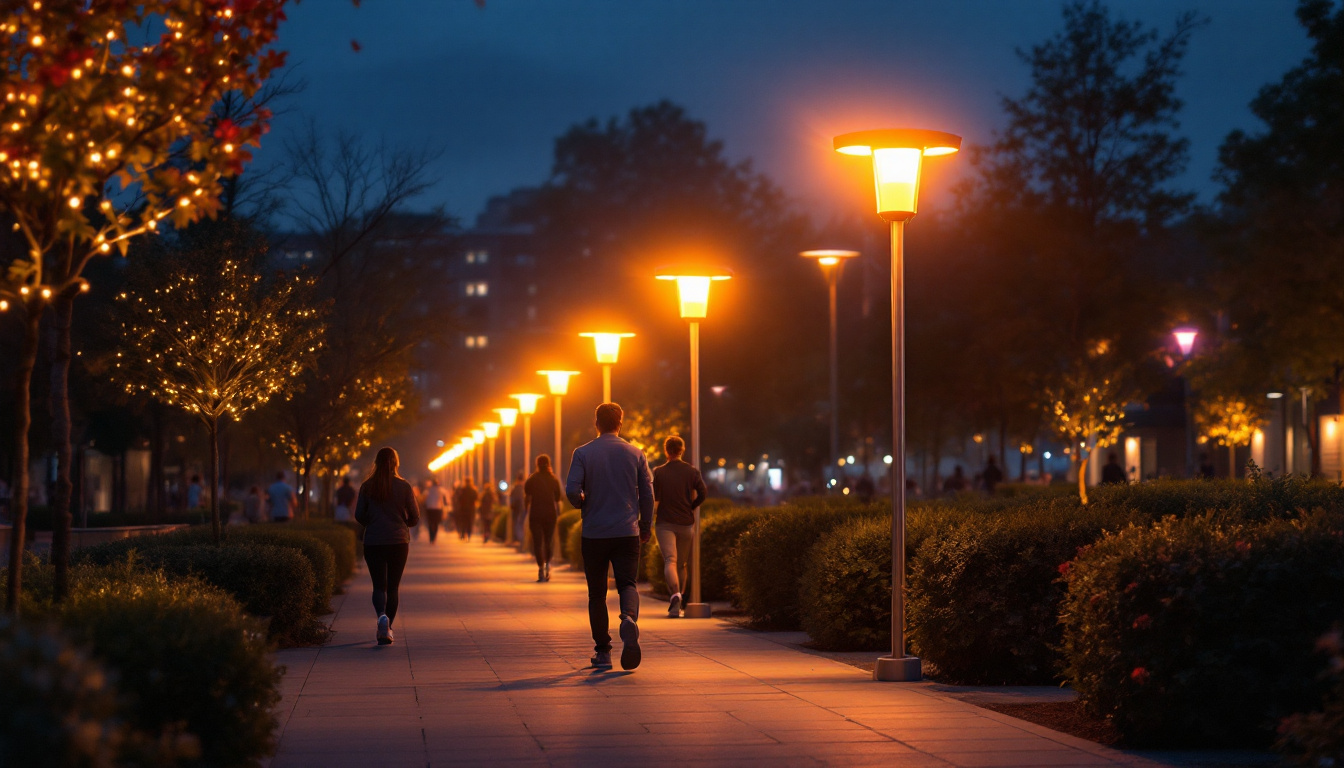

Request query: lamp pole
[
  {"left": 656, "top": 271, "right": 731, "bottom": 620},
  {"left": 835, "top": 127, "right": 960, "bottom": 682},
  {"left": 495, "top": 408, "right": 519, "bottom": 544},
  {"left": 1173, "top": 328, "right": 1198, "bottom": 477},
  {"left": 581, "top": 333, "right": 635, "bottom": 404},
  {"left": 537, "top": 373, "right": 579, "bottom": 481},
  {"left": 511, "top": 393, "right": 543, "bottom": 481},
  {"left": 554, "top": 397, "right": 563, "bottom": 478},
  {"left": 802, "top": 251, "right": 859, "bottom": 480}
]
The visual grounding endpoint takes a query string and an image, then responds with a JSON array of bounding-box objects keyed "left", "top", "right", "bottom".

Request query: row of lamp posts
[{"left": 425, "top": 125, "right": 964, "bottom": 682}]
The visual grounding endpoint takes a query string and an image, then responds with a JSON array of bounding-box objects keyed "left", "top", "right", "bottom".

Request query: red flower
[
  {"left": 1058, "top": 561, "right": 1072, "bottom": 576},
  {"left": 1130, "top": 667, "right": 1150, "bottom": 684},
  {"left": 1234, "top": 540, "right": 1251, "bottom": 553},
  {"left": 1132, "top": 614, "right": 1152, "bottom": 630}
]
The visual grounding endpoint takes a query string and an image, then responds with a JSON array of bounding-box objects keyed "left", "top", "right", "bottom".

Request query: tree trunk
[
  {"left": 48, "top": 291, "right": 75, "bottom": 602},
  {"left": 300, "top": 457, "right": 314, "bottom": 520},
  {"left": 1228, "top": 444, "right": 1236, "bottom": 480},
  {"left": 6, "top": 307, "right": 43, "bottom": 615},
  {"left": 1077, "top": 454, "right": 1090, "bottom": 506},
  {"left": 208, "top": 418, "right": 221, "bottom": 545}
]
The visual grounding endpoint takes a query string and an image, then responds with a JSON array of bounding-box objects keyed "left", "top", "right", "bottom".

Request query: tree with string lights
[
  {"left": 114, "top": 221, "right": 323, "bottom": 544},
  {"left": 0, "top": 0, "right": 287, "bottom": 611},
  {"left": 1195, "top": 395, "right": 1265, "bottom": 479},
  {"left": 1045, "top": 340, "right": 1133, "bottom": 505}
]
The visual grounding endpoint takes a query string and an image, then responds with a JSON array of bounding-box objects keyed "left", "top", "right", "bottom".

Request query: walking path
[{"left": 269, "top": 536, "right": 1178, "bottom": 768}]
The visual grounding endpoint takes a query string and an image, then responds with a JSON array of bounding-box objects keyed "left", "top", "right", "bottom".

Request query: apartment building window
[
  {"left": 465, "top": 250, "right": 490, "bottom": 264},
  {"left": 465, "top": 281, "right": 489, "bottom": 297},
  {"left": 464, "top": 335, "right": 489, "bottom": 349}
]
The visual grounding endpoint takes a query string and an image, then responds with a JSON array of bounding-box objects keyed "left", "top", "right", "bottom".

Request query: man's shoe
[
  {"left": 668, "top": 594, "right": 682, "bottom": 618},
  {"left": 376, "top": 614, "right": 391, "bottom": 645},
  {"left": 537, "top": 566, "right": 545, "bottom": 583},
  {"left": 590, "top": 651, "right": 612, "bottom": 669},
  {"left": 619, "top": 618, "right": 641, "bottom": 670}
]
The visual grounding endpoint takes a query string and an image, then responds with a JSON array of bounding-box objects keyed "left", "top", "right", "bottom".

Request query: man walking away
[
  {"left": 651, "top": 436, "right": 706, "bottom": 618},
  {"left": 267, "top": 471, "right": 297, "bottom": 522},
  {"left": 334, "top": 476, "right": 356, "bottom": 522},
  {"left": 455, "top": 478, "right": 478, "bottom": 541},
  {"left": 524, "top": 455, "right": 564, "bottom": 582},
  {"left": 509, "top": 472, "right": 526, "bottom": 545},
  {"left": 567, "top": 403, "right": 654, "bottom": 671},
  {"left": 1101, "top": 452, "right": 1128, "bottom": 485},
  {"left": 423, "top": 478, "right": 449, "bottom": 543}
]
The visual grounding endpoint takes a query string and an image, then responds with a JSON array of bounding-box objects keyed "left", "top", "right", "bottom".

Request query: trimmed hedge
[
  {"left": 59, "top": 565, "right": 281, "bottom": 767},
  {"left": 556, "top": 510, "right": 582, "bottom": 559},
  {"left": 288, "top": 521, "right": 359, "bottom": 584},
  {"left": 645, "top": 506, "right": 771, "bottom": 600},
  {"left": 799, "top": 516, "right": 892, "bottom": 651},
  {"left": 0, "top": 616, "right": 182, "bottom": 768},
  {"left": 1060, "top": 512, "right": 1344, "bottom": 747},
  {"left": 564, "top": 519, "right": 584, "bottom": 571},
  {"left": 908, "top": 501, "right": 1138, "bottom": 683}
]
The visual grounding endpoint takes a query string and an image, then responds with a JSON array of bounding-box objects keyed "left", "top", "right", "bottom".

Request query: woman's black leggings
[
  {"left": 363, "top": 543, "right": 409, "bottom": 625},
  {"left": 530, "top": 514, "right": 557, "bottom": 567}
]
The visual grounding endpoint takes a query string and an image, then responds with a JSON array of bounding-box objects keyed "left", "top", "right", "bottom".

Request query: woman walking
[
  {"left": 478, "top": 483, "right": 498, "bottom": 543},
  {"left": 651, "top": 436, "right": 706, "bottom": 618},
  {"left": 354, "top": 447, "right": 420, "bottom": 645},
  {"left": 524, "top": 454, "right": 564, "bottom": 582},
  {"left": 453, "top": 477, "right": 478, "bottom": 541}
]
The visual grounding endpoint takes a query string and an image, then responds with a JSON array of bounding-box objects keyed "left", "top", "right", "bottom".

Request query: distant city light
[
  {"left": 846, "top": 455, "right": 855, "bottom": 464},
  {"left": 842, "top": 487, "right": 851, "bottom": 495},
  {"left": 1044, "top": 451, "right": 1052, "bottom": 460},
  {"left": 1267, "top": 392, "right": 1284, "bottom": 399},
  {"left": 883, "top": 455, "right": 893, "bottom": 465}
]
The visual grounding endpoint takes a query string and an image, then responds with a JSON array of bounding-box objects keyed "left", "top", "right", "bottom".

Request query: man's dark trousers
[{"left": 581, "top": 535, "right": 641, "bottom": 653}]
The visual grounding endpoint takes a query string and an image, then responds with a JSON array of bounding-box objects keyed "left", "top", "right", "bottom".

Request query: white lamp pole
[
  {"left": 538, "top": 372, "right": 579, "bottom": 481},
  {"left": 495, "top": 407, "right": 519, "bottom": 542},
  {"left": 836, "top": 128, "right": 960, "bottom": 682},
  {"left": 657, "top": 269, "right": 732, "bottom": 620},
  {"left": 801, "top": 250, "right": 860, "bottom": 482},
  {"left": 580, "top": 332, "right": 635, "bottom": 403}
]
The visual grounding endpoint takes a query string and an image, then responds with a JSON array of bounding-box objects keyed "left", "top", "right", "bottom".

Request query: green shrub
[
  {"left": 730, "top": 502, "right": 887, "bottom": 629},
  {"left": 799, "top": 516, "right": 892, "bottom": 651},
  {"left": 215, "top": 527, "right": 336, "bottom": 615},
  {"left": 0, "top": 616, "right": 184, "bottom": 768},
  {"left": 646, "top": 507, "right": 774, "bottom": 599},
  {"left": 1088, "top": 476, "right": 1344, "bottom": 522},
  {"left": 908, "top": 501, "right": 1138, "bottom": 683},
  {"left": 564, "top": 521, "right": 585, "bottom": 571},
  {"left": 556, "top": 510, "right": 582, "bottom": 559},
  {"left": 59, "top": 565, "right": 281, "bottom": 767},
  {"left": 1060, "top": 512, "right": 1344, "bottom": 747},
  {"left": 288, "top": 521, "right": 358, "bottom": 584},
  {"left": 1277, "top": 627, "right": 1344, "bottom": 767}
]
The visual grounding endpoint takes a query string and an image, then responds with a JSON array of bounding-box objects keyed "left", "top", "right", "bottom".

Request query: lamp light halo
[
  {"left": 578, "top": 332, "right": 636, "bottom": 339},
  {"left": 800, "top": 249, "right": 860, "bottom": 259},
  {"left": 653, "top": 264, "right": 733, "bottom": 281},
  {"left": 833, "top": 128, "right": 962, "bottom": 156}
]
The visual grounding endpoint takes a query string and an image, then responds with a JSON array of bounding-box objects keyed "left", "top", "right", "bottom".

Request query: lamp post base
[
  {"left": 873, "top": 655, "right": 922, "bottom": 682},
  {"left": 683, "top": 602, "right": 712, "bottom": 619}
]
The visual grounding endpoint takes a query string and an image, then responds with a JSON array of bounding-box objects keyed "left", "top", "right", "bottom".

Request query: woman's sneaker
[
  {"left": 377, "top": 614, "right": 391, "bottom": 645},
  {"left": 668, "top": 593, "right": 682, "bottom": 618},
  {"left": 590, "top": 651, "right": 612, "bottom": 669},
  {"left": 543, "top": 563, "right": 551, "bottom": 582}
]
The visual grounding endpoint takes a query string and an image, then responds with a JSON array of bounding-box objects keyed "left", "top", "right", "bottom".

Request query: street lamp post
[
  {"left": 460, "top": 437, "right": 473, "bottom": 485},
  {"left": 580, "top": 332, "right": 636, "bottom": 403},
  {"left": 495, "top": 407, "right": 519, "bottom": 542},
  {"left": 801, "top": 250, "right": 860, "bottom": 482},
  {"left": 657, "top": 267, "right": 733, "bottom": 620},
  {"left": 511, "top": 393, "right": 544, "bottom": 475},
  {"left": 482, "top": 421, "right": 501, "bottom": 492},
  {"left": 1173, "top": 328, "right": 1199, "bottom": 477},
  {"left": 538, "top": 371, "right": 579, "bottom": 481},
  {"left": 471, "top": 429, "right": 485, "bottom": 485},
  {"left": 836, "top": 127, "right": 960, "bottom": 682}
]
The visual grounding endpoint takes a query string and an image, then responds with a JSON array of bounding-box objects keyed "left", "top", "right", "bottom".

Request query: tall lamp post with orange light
[
  {"left": 460, "top": 437, "right": 474, "bottom": 483},
  {"left": 494, "top": 407, "right": 519, "bottom": 542},
  {"left": 801, "top": 249, "right": 860, "bottom": 480},
  {"left": 835, "top": 128, "right": 960, "bottom": 681},
  {"left": 511, "top": 393, "right": 544, "bottom": 478},
  {"left": 1173, "top": 327, "right": 1199, "bottom": 477},
  {"left": 538, "top": 371, "right": 580, "bottom": 481},
  {"left": 580, "top": 332, "right": 636, "bottom": 403},
  {"left": 482, "top": 421, "right": 501, "bottom": 492},
  {"left": 656, "top": 266, "right": 733, "bottom": 620},
  {"left": 471, "top": 429, "right": 486, "bottom": 484}
]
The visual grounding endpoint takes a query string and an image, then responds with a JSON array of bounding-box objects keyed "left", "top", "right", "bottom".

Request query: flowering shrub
[
  {"left": 1277, "top": 627, "right": 1344, "bottom": 766},
  {"left": 1060, "top": 512, "right": 1344, "bottom": 746}
]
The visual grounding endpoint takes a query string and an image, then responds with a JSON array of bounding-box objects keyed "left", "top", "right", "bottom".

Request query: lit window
[
  {"left": 303, "top": 250, "right": 313, "bottom": 260},
  {"left": 464, "top": 335, "right": 489, "bottom": 349},
  {"left": 465, "top": 282, "right": 489, "bottom": 297},
  {"left": 465, "top": 251, "right": 476, "bottom": 264},
  {"left": 477, "top": 251, "right": 489, "bottom": 264}
]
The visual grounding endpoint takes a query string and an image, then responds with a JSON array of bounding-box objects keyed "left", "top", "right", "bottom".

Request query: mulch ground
[{"left": 980, "top": 701, "right": 1120, "bottom": 746}]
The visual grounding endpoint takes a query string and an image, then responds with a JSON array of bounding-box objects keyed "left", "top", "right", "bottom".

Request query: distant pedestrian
[
  {"left": 478, "top": 484, "right": 498, "bottom": 542},
  {"left": 524, "top": 455, "right": 564, "bottom": 582},
  {"left": 354, "top": 447, "right": 420, "bottom": 646},
  {"left": 942, "top": 466, "right": 969, "bottom": 494},
  {"left": 1198, "top": 452, "right": 1217, "bottom": 479},
  {"left": 267, "top": 471, "right": 297, "bottom": 522},
  {"left": 453, "top": 478, "right": 478, "bottom": 540},
  {"left": 509, "top": 472, "right": 526, "bottom": 545},
  {"left": 334, "top": 476, "right": 356, "bottom": 522},
  {"left": 566, "top": 403, "right": 654, "bottom": 671},
  {"left": 651, "top": 436, "right": 706, "bottom": 618},
  {"left": 982, "top": 456, "right": 1004, "bottom": 494},
  {"left": 423, "top": 478, "right": 450, "bottom": 544},
  {"left": 1101, "top": 452, "right": 1127, "bottom": 485},
  {"left": 187, "top": 474, "right": 204, "bottom": 509},
  {"left": 242, "top": 486, "right": 263, "bottom": 524},
  {"left": 855, "top": 473, "right": 875, "bottom": 503}
]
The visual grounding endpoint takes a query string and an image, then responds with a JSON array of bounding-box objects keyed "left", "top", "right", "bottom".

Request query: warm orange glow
[
  {"left": 1173, "top": 329, "right": 1198, "bottom": 357},
  {"left": 873, "top": 147, "right": 923, "bottom": 219},
  {"left": 482, "top": 422, "right": 500, "bottom": 439},
  {"left": 494, "top": 407, "right": 518, "bottom": 427},
  {"left": 538, "top": 370, "right": 580, "bottom": 396},
  {"left": 471, "top": 429, "right": 485, "bottom": 445},
  {"left": 818, "top": 257, "right": 839, "bottom": 266},
  {"left": 580, "top": 332, "right": 635, "bottom": 364},
  {"left": 510, "top": 393, "right": 544, "bottom": 415},
  {"left": 459, "top": 438, "right": 473, "bottom": 451},
  {"left": 655, "top": 273, "right": 732, "bottom": 319},
  {"left": 428, "top": 450, "right": 453, "bottom": 472},
  {"left": 801, "top": 249, "right": 859, "bottom": 270}
]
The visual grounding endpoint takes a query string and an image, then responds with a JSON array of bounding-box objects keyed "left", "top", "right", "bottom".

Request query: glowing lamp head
[
  {"left": 1267, "top": 392, "right": 1284, "bottom": 399},
  {"left": 459, "top": 438, "right": 473, "bottom": 452},
  {"left": 471, "top": 430, "right": 485, "bottom": 445},
  {"left": 482, "top": 422, "right": 500, "bottom": 439},
  {"left": 655, "top": 267, "right": 733, "bottom": 319},
  {"left": 428, "top": 450, "right": 453, "bottom": 472},
  {"left": 510, "top": 393, "right": 544, "bottom": 415},
  {"left": 834, "top": 129, "right": 961, "bottom": 222},
  {"left": 537, "top": 370, "right": 579, "bottom": 396},
  {"left": 494, "top": 407, "right": 518, "bottom": 427},
  {"left": 1172, "top": 328, "right": 1198, "bottom": 357},
  {"left": 800, "top": 249, "right": 859, "bottom": 273},
  {"left": 580, "top": 332, "right": 635, "bottom": 364}
]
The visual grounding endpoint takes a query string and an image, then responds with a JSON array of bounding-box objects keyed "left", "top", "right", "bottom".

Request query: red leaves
[
  {"left": 1132, "top": 614, "right": 1152, "bottom": 630},
  {"left": 213, "top": 118, "right": 241, "bottom": 144},
  {"left": 1058, "top": 560, "right": 1073, "bottom": 576},
  {"left": 1130, "top": 666, "right": 1150, "bottom": 684}
]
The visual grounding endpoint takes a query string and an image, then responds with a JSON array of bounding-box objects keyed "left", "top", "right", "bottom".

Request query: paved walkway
[{"left": 269, "top": 536, "right": 1176, "bottom": 768}]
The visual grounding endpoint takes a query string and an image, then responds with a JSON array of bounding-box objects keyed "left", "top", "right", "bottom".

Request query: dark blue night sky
[{"left": 263, "top": 0, "right": 1307, "bottom": 223}]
